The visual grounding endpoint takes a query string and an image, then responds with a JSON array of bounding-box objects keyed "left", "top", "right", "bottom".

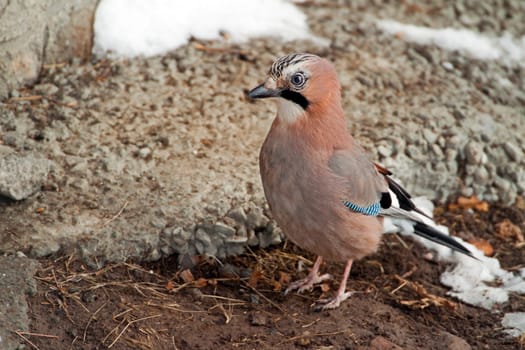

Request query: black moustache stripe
[{"left": 280, "top": 89, "right": 309, "bottom": 109}]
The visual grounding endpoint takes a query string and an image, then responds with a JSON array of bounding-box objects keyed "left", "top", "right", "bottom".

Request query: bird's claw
[
  {"left": 284, "top": 273, "right": 332, "bottom": 295},
  {"left": 314, "top": 291, "right": 355, "bottom": 311}
]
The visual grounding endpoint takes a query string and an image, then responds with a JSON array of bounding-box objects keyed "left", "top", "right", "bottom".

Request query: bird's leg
[
  {"left": 315, "top": 259, "right": 354, "bottom": 310},
  {"left": 284, "top": 256, "right": 332, "bottom": 295}
]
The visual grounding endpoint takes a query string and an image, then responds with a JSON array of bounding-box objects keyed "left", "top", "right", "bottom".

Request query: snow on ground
[
  {"left": 395, "top": 197, "right": 525, "bottom": 310},
  {"left": 385, "top": 197, "right": 525, "bottom": 337},
  {"left": 502, "top": 312, "right": 525, "bottom": 337},
  {"left": 377, "top": 19, "right": 525, "bottom": 66},
  {"left": 93, "top": 0, "right": 326, "bottom": 58}
]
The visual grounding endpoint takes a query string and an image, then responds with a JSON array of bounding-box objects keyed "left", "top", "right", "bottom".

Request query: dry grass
[{"left": 25, "top": 239, "right": 471, "bottom": 349}]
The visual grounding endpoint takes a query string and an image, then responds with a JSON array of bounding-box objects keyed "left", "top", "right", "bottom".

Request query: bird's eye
[{"left": 290, "top": 72, "right": 306, "bottom": 87}]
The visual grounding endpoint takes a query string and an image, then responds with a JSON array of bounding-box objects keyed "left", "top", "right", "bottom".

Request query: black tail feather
[
  {"left": 413, "top": 222, "right": 477, "bottom": 259},
  {"left": 386, "top": 177, "right": 432, "bottom": 220}
]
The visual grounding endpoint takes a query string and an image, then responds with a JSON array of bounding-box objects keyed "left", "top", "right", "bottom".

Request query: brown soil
[{"left": 26, "top": 202, "right": 525, "bottom": 350}]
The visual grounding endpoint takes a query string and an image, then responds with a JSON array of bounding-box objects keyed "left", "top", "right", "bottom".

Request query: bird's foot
[
  {"left": 284, "top": 273, "right": 332, "bottom": 295},
  {"left": 314, "top": 291, "right": 355, "bottom": 311}
]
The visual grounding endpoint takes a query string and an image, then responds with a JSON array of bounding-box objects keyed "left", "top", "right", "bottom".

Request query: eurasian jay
[{"left": 248, "top": 53, "right": 473, "bottom": 310}]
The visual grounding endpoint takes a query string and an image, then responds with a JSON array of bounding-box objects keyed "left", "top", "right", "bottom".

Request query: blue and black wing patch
[{"left": 343, "top": 200, "right": 381, "bottom": 216}]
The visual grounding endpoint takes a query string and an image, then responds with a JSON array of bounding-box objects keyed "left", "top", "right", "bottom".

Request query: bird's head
[{"left": 248, "top": 53, "right": 341, "bottom": 123}]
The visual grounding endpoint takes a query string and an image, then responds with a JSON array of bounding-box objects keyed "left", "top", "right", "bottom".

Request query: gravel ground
[
  {"left": 1, "top": 1, "right": 524, "bottom": 349},
  {"left": 1, "top": 0, "right": 524, "bottom": 265}
]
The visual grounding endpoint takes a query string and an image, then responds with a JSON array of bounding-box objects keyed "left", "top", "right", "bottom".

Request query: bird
[{"left": 247, "top": 53, "right": 474, "bottom": 310}]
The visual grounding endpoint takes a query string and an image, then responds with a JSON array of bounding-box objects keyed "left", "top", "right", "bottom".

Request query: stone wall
[{"left": 0, "top": 0, "right": 98, "bottom": 100}]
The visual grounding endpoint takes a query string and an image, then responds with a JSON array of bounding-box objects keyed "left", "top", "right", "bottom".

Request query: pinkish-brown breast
[{"left": 259, "top": 116, "right": 383, "bottom": 262}]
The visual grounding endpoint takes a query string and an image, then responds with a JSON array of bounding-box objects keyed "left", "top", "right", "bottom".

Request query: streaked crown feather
[{"left": 269, "top": 53, "right": 317, "bottom": 78}]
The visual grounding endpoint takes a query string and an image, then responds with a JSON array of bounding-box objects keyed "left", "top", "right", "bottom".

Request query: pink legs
[
  {"left": 285, "top": 257, "right": 355, "bottom": 310},
  {"left": 284, "top": 256, "right": 332, "bottom": 295},
  {"left": 315, "top": 259, "right": 354, "bottom": 310}
]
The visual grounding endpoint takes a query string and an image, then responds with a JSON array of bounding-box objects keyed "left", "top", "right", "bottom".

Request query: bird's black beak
[{"left": 248, "top": 84, "right": 281, "bottom": 99}]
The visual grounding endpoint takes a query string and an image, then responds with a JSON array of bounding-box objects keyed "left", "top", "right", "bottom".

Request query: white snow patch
[
  {"left": 502, "top": 313, "right": 525, "bottom": 337},
  {"left": 93, "top": 0, "right": 326, "bottom": 58},
  {"left": 377, "top": 19, "right": 525, "bottom": 65},
  {"left": 384, "top": 197, "right": 525, "bottom": 336},
  {"left": 409, "top": 198, "right": 525, "bottom": 309}
]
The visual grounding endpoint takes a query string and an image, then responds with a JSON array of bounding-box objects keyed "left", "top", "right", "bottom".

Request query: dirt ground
[{"left": 25, "top": 201, "right": 524, "bottom": 350}]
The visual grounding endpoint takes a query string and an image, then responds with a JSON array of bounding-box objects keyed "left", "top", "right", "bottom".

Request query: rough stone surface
[
  {"left": 0, "top": 0, "right": 523, "bottom": 267},
  {"left": 366, "top": 336, "right": 404, "bottom": 350},
  {"left": 0, "top": 152, "right": 51, "bottom": 200},
  {"left": 44, "top": 0, "right": 99, "bottom": 64},
  {"left": 0, "top": 255, "right": 39, "bottom": 350},
  {"left": 439, "top": 331, "right": 472, "bottom": 350},
  {"left": 0, "top": 0, "right": 48, "bottom": 99},
  {"left": 0, "top": 0, "right": 99, "bottom": 100}
]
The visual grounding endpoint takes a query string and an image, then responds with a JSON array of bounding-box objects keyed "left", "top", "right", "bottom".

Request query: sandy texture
[{"left": 0, "top": 0, "right": 524, "bottom": 266}]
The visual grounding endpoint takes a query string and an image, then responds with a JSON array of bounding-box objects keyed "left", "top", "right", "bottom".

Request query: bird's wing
[
  {"left": 375, "top": 164, "right": 475, "bottom": 258},
  {"left": 327, "top": 147, "right": 389, "bottom": 211},
  {"left": 374, "top": 163, "right": 431, "bottom": 219},
  {"left": 329, "top": 152, "right": 474, "bottom": 257},
  {"left": 328, "top": 148, "right": 427, "bottom": 217}
]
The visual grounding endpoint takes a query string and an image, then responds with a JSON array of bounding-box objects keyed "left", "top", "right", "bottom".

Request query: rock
[
  {"left": 414, "top": 45, "right": 438, "bottom": 64},
  {"left": 516, "top": 170, "right": 525, "bottom": 192},
  {"left": 446, "top": 134, "right": 466, "bottom": 149},
  {"left": 246, "top": 204, "right": 269, "bottom": 229},
  {"left": 460, "top": 186, "right": 474, "bottom": 197},
  {"left": 442, "top": 61, "right": 454, "bottom": 71},
  {"left": 0, "top": 0, "right": 48, "bottom": 100},
  {"left": 194, "top": 228, "right": 216, "bottom": 256},
  {"left": 221, "top": 243, "right": 246, "bottom": 257},
  {"left": 501, "top": 183, "right": 517, "bottom": 205},
  {"left": 29, "top": 240, "right": 61, "bottom": 257},
  {"left": 0, "top": 152, "right": 50, "bottom": 200},
  {"left": 503, "top": 142, "right": 522, "bottom": 162},
  {"left": 431, "top": 144, "right": 444, "bottom": 159},
  {"left": 445, "top": 149, "right": 457, "bottom": 162},
  {"left": 138, "top": 147, "right": 152, "bottom": 159},
  {"left": 69, "top": 178, "right": 90, "bottom": 192},
  {"left": 250, "top": 312, "right": 268, "bottom": 326},
  {"left": 0, "top": 0, "right": 98, "bottom": 100},
  {"left": 494, "top": 176, "right": 511, "bottom": 192},
  {"left": 258, "top": 224, "right": 283, "bottom": 249},
  {"left": 368, "top": 336, "right": 404, "bottom": 350},
  {"left": 44, "top": 0, "right": 99, "bottom": 63},
  {"left": 165, "top": 227, "right": 193, "bottom": 253},
  {"left": 33, "top": 83, "right": 59, "bottom": 96},
  {"left": 446, "top": 160, "right": 458, "bottom": 174},
  {"left": 246, "top": 229, "right": 259, "bottom": 246},
  {"left": 464, "top": 141, "right": 485, "bottom": 165},
  {"left": 439, "top": 331, "right": 471, "bottom": 350},
  {"left": 452, "top": 109, "right": 467, "bottom": 120},
  {"left": 213, "top": 222, "right": 236, "bottom": 238},
  {"left": 406, "top": 144, "right": 423, "bottom": 160},
  {"left": 423, "top": 129, "right": 438, "bottom": 144},
  {"left": 0, "top": 145, "right": 14, "bottom": 158},
  {"left": 226, "top": 207, "right": 247, "bottom": 225},
  {"left": 150, "top": 215, "right": 167, "bottom": 229},
  {"left": 473, "top": 167, "right": 490, "bottom": 186},
  {"left": 0, "top": 255, "right": 40, "bottom": 350},
  {"left": 219, "top": 263, "right": 251, "bottom": 279},
  {"left": 377, "top": 144, "right": 393, "bottom": 158}
]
